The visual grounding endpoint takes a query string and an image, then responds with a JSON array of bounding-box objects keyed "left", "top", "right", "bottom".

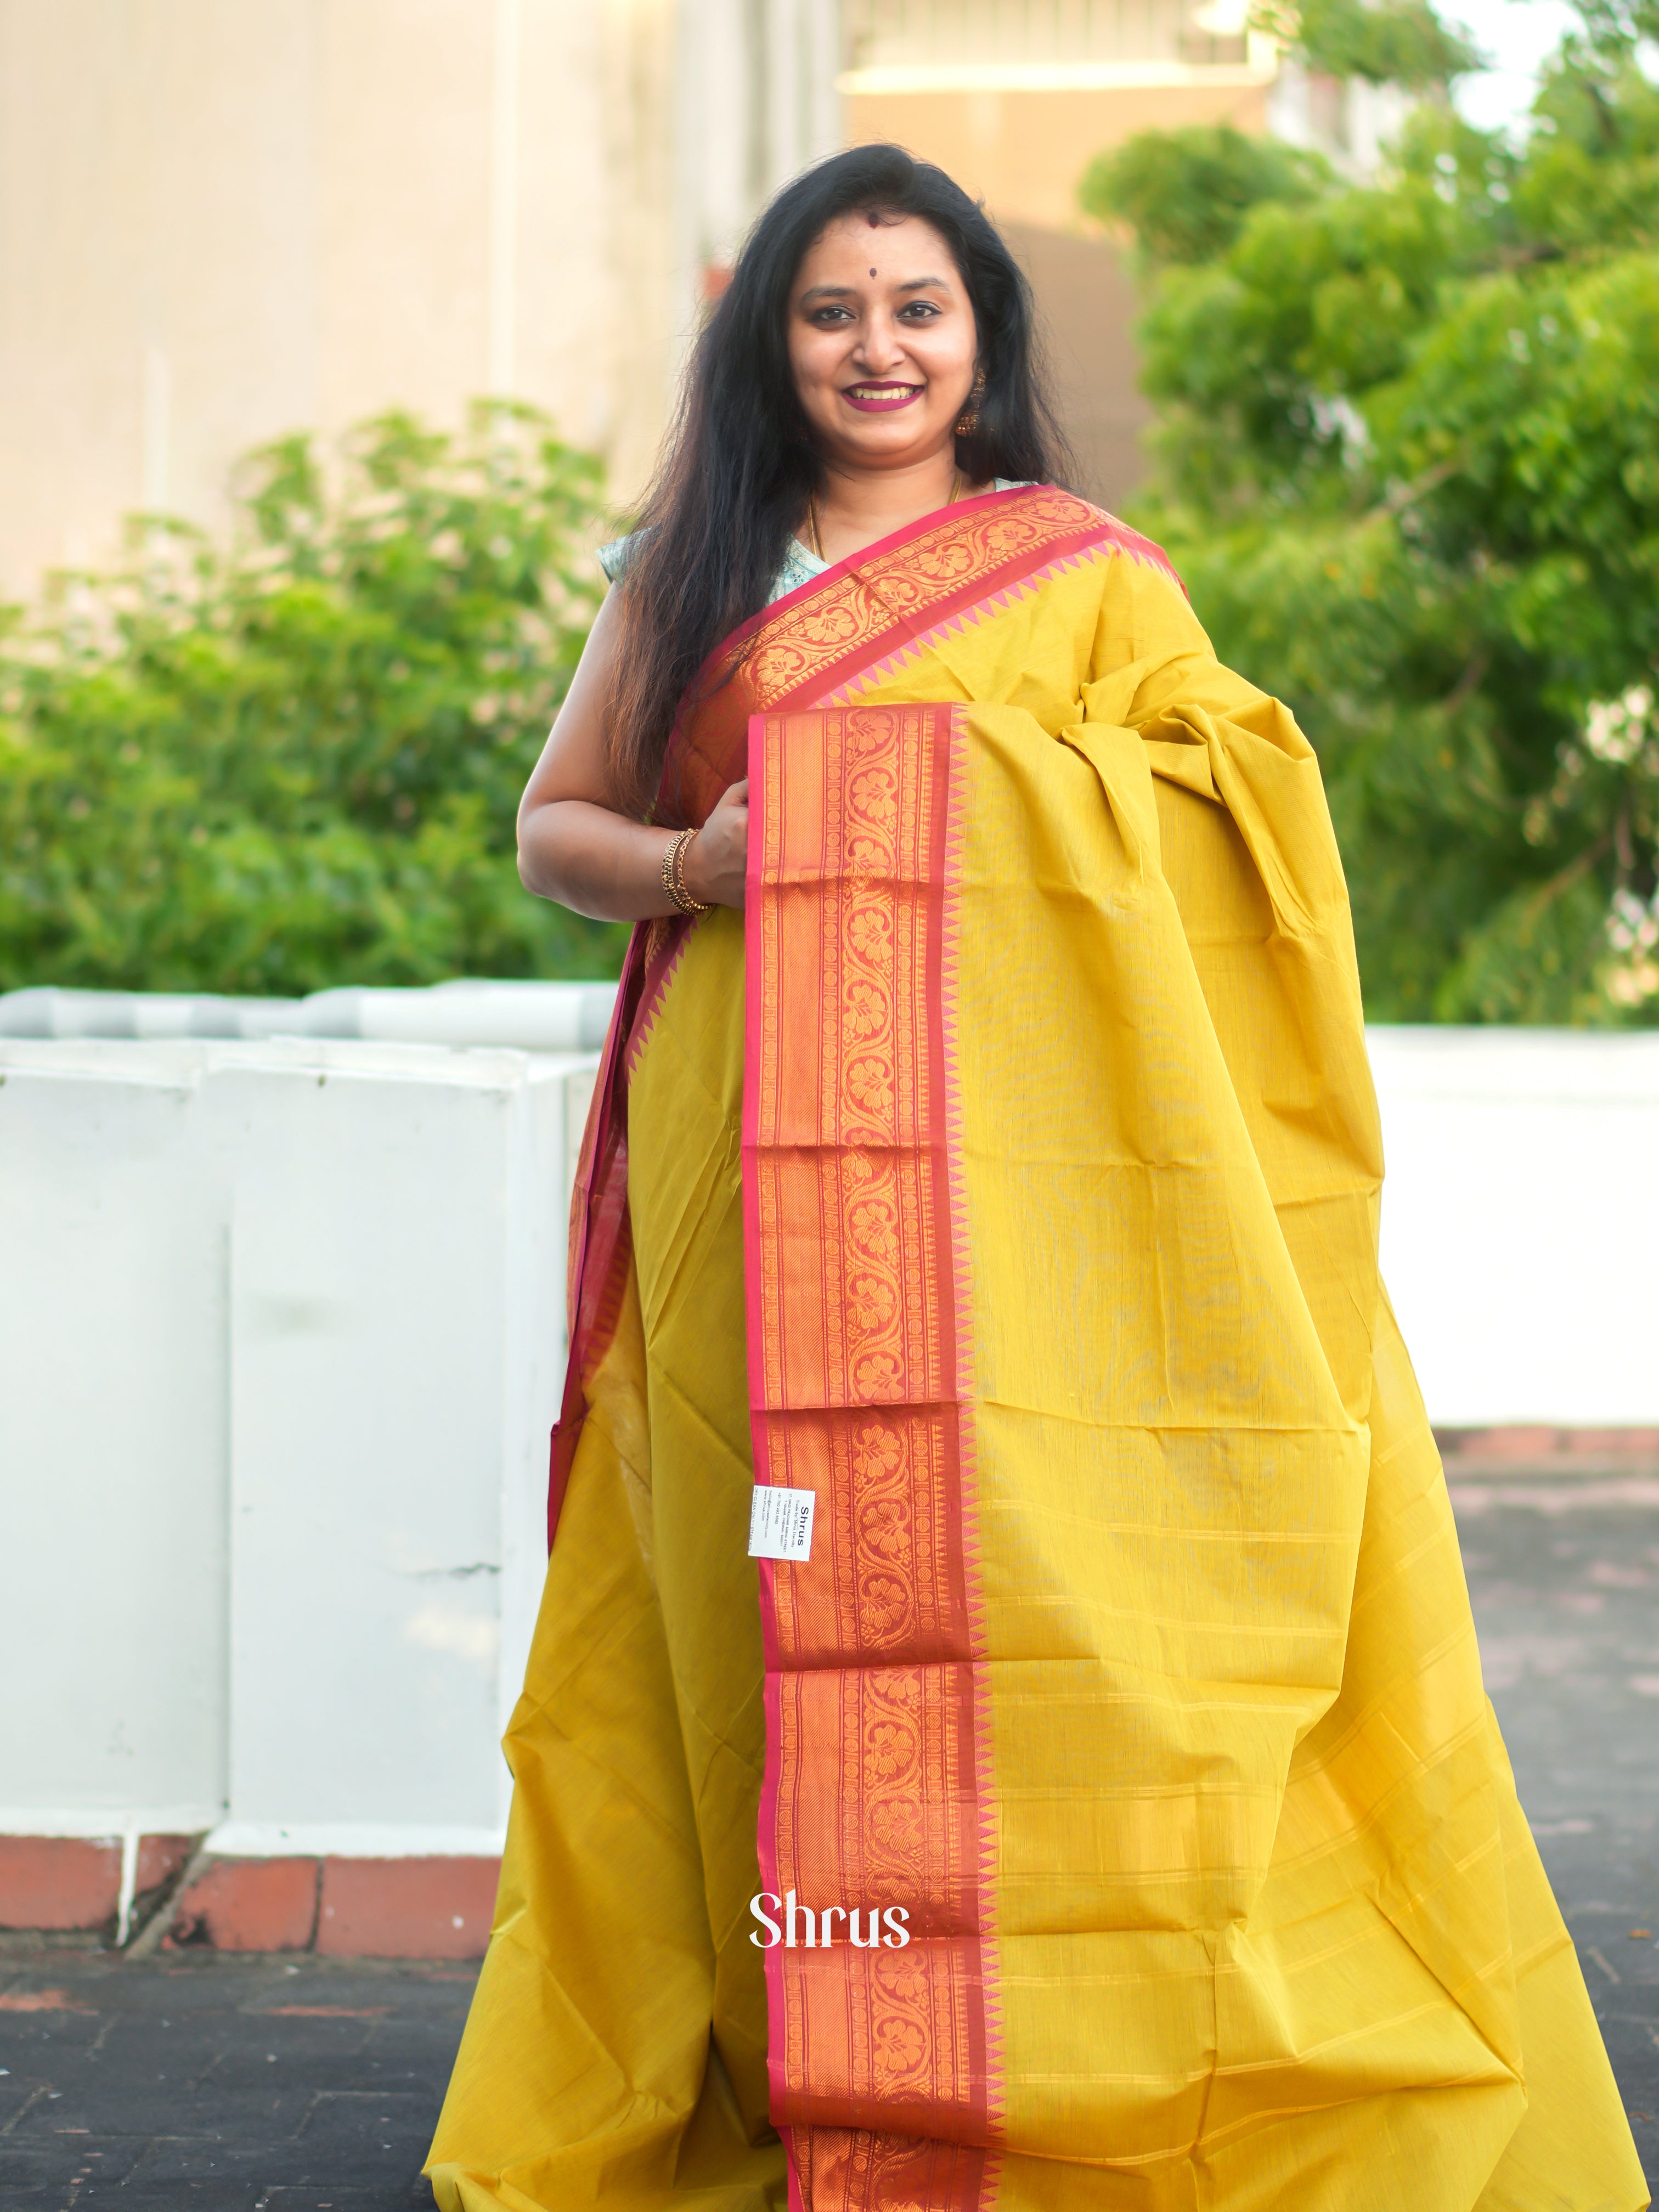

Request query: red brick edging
[
  {"left": 1436, "top": 1426, "right": 1659, "bottom": 1473},
  {"left": 0, "top": 1837, "right": 499, "bottom": 1959},
  {"left": 0, "top": 1835, "right": 192, "bottom": 1937}
]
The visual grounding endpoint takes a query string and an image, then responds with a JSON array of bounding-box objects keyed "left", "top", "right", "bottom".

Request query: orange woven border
[{"left": 745, "top": 704, "right": 1000, "bottom": 2212}]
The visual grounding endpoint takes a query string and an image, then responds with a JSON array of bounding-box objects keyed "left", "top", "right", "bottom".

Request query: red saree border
[
  {"left": 546, "top": 923, "right": 636, "bottom": 1545},
  {"left": 654, "top": 486, "right": 1179, "bottom": 831},
  {"left": 940, "top": 708, "right": 1005, "bottom": 2162},
  {"left": 548, "top": 486, "right": 1180, "bottom": 1544},
  {"left": 545, "top": 909, "right": 693, "bottom": 1542},
  {"left": 820, "top": 542, "right": 1135, "bottom": 712},
  {"left": 746, "top": 703, "right": 1001, "bottom": 2212}
]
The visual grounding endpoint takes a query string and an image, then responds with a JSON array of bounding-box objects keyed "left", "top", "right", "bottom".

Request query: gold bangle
[
  {"left": 659, "top": 830, "right": 682, "bottom": 910},
  {"left": 662, "top": 827, "right": 710, "bottom": 917},
  {"left": 673, "top": 827, "right": 712, "bottom": 916}
]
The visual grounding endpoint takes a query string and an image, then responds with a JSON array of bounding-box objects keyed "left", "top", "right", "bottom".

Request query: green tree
[
  {"left": 1089, "top": 0, "right": 1659, "bottom": 1020},
  {"left": 1256, "top": 0, "right": 1481, "bottom": 90},
  {"left": 0, "top": 404, "right": 626, "bottom": 996},
  {"left": 1080, "top": 126, "right": 1331, "bottom": 266}
]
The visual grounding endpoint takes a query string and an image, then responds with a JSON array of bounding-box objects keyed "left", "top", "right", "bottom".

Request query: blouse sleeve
[{"left": 595, "top": 531, "right": 639, "bottom": 585}]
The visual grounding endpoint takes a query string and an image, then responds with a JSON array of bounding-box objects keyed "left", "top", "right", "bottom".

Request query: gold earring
[{"left": 955, "top": 369, "right": 986, "bottom": 438}]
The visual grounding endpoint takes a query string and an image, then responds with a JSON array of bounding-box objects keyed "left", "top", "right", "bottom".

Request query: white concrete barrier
[
  {"left": 0, "top": 979, "right": 619, "bottom": 1052},
  {"left": 0, "top": 1037, "right": 597, "bottom": 1857},
  {"left": 1370, "top": 1027, "right": 1659, "bottom": 1428},
  {"left": 1, "top": 1017, "right": 1654, "bottom": 1862},
  {"left": 1, "top": 1043, "right": 230, "bottom": 1839}
]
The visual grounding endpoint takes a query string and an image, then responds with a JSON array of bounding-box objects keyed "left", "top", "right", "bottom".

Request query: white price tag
[{"left": 748, "top": 1483, "right": 816, "bottom": 1562}]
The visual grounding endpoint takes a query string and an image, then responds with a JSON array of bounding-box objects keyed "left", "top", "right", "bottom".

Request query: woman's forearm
[
  {"left": 517, "top": 798, "right": 681, "bottom": 921},
  {"left": 518, "top": 781, "right": 749, "bottom": 918}
]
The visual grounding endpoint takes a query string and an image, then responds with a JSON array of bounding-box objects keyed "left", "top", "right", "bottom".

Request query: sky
[{"left": 1447, "top": 0, "right": 1583, "bottom": 129}]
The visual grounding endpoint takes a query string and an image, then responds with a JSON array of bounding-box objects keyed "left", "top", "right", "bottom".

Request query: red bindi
[{"left": 869, "top": 267, "right": 877, "bottom": 277}]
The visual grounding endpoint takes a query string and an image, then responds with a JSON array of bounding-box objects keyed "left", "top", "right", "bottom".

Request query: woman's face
[{"left": 787, "top": 213, "right": 978, "bottom": 475}]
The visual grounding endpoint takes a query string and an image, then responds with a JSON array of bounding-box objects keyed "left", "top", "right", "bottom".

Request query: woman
[{"left": 428, "top": 146, "right": 1644, "bottom": 2212}]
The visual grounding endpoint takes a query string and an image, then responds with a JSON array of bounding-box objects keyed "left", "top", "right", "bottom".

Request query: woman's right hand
[
  {"left": 681, "top": 780, "right": 749, "bottom": 911},
  {"left": 516, "top": 593, "right": 751, "bottom": 921}
]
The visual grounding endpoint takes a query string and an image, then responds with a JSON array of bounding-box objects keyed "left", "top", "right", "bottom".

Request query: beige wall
[
  {"left": 0, "top": 0, "right": 1279, "bottom": 596},
  {"left": 0, "top": 0, "right": 680, "bottom": 601},
  {"left": 846, "top": 81, "right": 1271, "bottom": 232},
  {"left": 845, "top": 78, "right": 1276, "bottom": 507},
  {"left": 997, "top": 222, "right": 1149, "bottom": 512}
]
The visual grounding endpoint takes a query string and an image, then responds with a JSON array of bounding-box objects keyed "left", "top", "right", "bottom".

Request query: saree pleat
[{"left": 428, "top": 488, "right": 1645, "bottom": 2212}]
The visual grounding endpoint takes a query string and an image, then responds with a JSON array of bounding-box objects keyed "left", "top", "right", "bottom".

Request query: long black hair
[{"left": 606, "top": 142, "right": 1069, "bottom": 815}]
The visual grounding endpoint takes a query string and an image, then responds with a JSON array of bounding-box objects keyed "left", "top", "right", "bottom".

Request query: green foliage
[
  {"left": 0, "top": 405, "right": 627, "bottom": 995},
  {"left": 1094, "top": 13, "right": 1659, "bottom": 1022},
  {"left": 1254, "top": 0, "right": 1480, "bottom": 88},
  {"left": 1079, "top": 126, "right": 1330, "bottom": 265}
]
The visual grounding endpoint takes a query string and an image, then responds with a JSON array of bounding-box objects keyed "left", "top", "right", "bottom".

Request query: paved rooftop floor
[
  {"left": 1445, "top": 1459, "right": 1659, "bottom": 2175},
  {"left": 0, "top": 1949, "right": 471, "bottom": 2208},
  {"left": 1, "top": 1464, "right": 1654, "bottom": 2209}
]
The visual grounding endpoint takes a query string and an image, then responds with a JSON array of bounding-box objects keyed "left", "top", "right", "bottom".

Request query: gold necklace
[{"left": 809, "top": 467, "right": 961, "bottom": 563}]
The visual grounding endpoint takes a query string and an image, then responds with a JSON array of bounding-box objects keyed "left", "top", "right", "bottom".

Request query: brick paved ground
[{"left": 1, "top": 1464, "right": 1653, "bottom": 2210}]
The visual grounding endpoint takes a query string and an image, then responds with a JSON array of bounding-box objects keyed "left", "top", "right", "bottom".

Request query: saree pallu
[{"left": 428, "top": 487, "right": 1645, "bottom": 2212}]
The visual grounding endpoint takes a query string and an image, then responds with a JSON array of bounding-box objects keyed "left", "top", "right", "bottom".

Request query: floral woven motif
[
  {"left": 653, "top": 486, "right": 1172, "bottom": 834},
  {"left": 746, "top": 704, "right": 1000, "bottom": 2212}
]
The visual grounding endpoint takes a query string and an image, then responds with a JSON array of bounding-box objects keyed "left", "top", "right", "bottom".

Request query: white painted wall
[
  {"left": 0, "top": 1021, "right": 1653, "bottom": 1853},
  {"left": 1371, "top": 1027, "right": 1659, "bottom": 1428},
  {"left": 0, "top": 1045, "right": 230, "bottom": 1835},
  {"left": 0, "top": 1037, "right": 597, "bottom": 1853}
]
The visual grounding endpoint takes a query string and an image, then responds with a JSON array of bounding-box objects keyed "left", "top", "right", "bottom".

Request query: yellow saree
[{"left": 428, "top": 487, "right": 1646, "bottom": 2212}]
